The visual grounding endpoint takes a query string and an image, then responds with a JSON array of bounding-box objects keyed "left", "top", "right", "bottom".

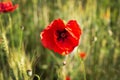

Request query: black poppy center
[{"left": 56, "top": 29, "right": 67, "bottom": 41}]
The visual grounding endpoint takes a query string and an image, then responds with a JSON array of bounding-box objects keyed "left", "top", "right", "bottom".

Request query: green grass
[{"left": 0, "top": 0, "right": 120, "bottom": 80}]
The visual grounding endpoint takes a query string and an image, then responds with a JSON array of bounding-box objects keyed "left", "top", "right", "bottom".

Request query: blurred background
[{"left": 0, "top": 0, "right": 120, "bottom": 80}]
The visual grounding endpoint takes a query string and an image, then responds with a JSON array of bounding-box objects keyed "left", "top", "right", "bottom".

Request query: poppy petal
[
  {"left": 0, "top": 1, "right": 18, "bottom": 13},
  {"left": 40, "top": 19, "right": 66, "bottom": 54},
  {"left": 54, "top": 20, "right": 81, "bottom": 54},
  {"left": 67, "top": 20, "right": 82, "bottom": 39}
]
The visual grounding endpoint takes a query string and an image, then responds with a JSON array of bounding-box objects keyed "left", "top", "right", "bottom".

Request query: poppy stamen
[{"left": 57, "top": 29, "right": 67, "bottom": 41}]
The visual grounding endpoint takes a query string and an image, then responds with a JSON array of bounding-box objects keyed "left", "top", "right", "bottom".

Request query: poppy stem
[
  {"left": 19, "top": 26, "right": 23, "bottom": 50},
  {"left": 82, "top": 61, "right": 86, "bottom": 80},
  {"left": 8, "top": 14, "right": 14, "bottom": 48}
]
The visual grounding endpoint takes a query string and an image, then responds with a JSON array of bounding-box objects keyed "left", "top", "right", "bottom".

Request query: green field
[{"left": 0, "top": 0, "right": 120, "bottom": 80}]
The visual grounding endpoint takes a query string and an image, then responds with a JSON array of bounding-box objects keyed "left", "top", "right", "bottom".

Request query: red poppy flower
[
  {"left": 40, "top": 19, "right": 82, "bottom": 55},
  {"left": 79, "top": 52, "right": 86, "bottom": 59},
  {"left": 0, "top": 1, "right": 18, "bottom": 13},
  {"left": 66, "top": 76, "right": 71, "bottom": 80}
]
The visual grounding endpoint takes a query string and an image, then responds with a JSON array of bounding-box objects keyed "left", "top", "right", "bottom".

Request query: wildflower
[
  {"left": 79, "top": 52, "right": 86, "bottom": 59},
  {"left": 0, "top": 1, "right": 18, "bottom": 13},
  {"left": 40, "top": 19, "right": 82, "bottom": 55},
  {"left": 66, "top": 76, "right": 71, "bottom": 80}
]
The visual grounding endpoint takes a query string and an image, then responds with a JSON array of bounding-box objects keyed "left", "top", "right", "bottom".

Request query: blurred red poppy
[
  {"left": 66, "top": 76, "right": 71, "bottom": 80},
  {"left": 79, "top": 52, "right": 86, "bottom": 59},
  {"left": 40, "top": 19, "right": 82, "bottom": 55},
  {"left": 0, "top": 1, "right": 18, "bottom": 13}
]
